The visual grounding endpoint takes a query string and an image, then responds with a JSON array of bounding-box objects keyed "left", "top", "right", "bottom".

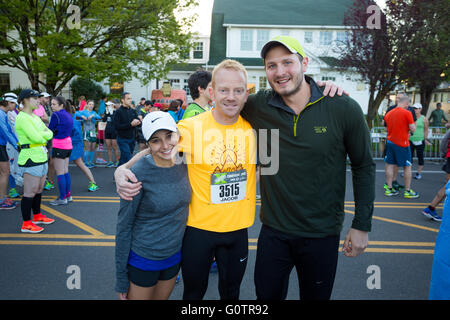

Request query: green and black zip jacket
[{"left": 241, "top": 76, "right": 375, "bottom": 238}]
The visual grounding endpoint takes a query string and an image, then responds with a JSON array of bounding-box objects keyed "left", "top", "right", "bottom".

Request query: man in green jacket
[
  {"left": 429, "top": 103, "right": 447, "bottom": 127},
  {"left": 242, "top": 36, "right": 375, "bottom": 300}
]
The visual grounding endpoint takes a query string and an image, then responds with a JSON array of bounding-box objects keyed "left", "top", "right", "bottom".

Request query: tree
[
  {"left": 337, "top": 0, "right": 450, "bottom": 125},
  {"left": 0, "top": 0, "right": 197, "bottom": 95},
  {"left": 70, "top": 77, "right": 106, "bottom": 104},
  {"left": 336, "top": 0, "right": 400, "bottom": 128},
  {"left": 389, "top": 0, "right": 450, "bottom": 115}
]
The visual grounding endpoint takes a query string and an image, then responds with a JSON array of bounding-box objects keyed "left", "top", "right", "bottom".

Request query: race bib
[
  {"left": 411, "top": 140, "right": 423, "bottom": 146},
  {"left": 89, "top": 131, "right": 97, "bottom": 138},
  {"left": 210, "top": 170, "right": 247, "bottom": 204},
  {"left": 42, "top": 146, "right": 48, "bottom": 154}
]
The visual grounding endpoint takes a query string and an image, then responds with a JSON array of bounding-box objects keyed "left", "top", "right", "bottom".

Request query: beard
[{"left": 269, "top": 71, "right": 304, "bottom": 98}]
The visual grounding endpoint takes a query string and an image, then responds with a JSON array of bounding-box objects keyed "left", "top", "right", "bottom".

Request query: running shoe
[
  {"left": 114, "top": 161, "right": 119, "bottom": 167},
  {"left": 49, "top": 198, "right": 68, "bottom": 206},
  {"left": 0, "top": 198, "right": 16, "bottom": 210},
  {"left": 414, "top": 173, "right": 422, "bottom": 180},
  {"left": 66, "top": 196, "right": 73, "bottom": 202},
  {"left": 384, "top": 187, "right": 399, "bottom": 196},
  {"left": 106, "top": 161, "right": 115, "bottom": 168},
  {"left": 88, "top": 182, "right": 99, "bottom": 192},
  {"left": 44, "top": 180, "right": 55, "bottom": 190},
  {"left": 210, "top": 261, "right": 218, "bottom": 273},
  {"left": 392, "top": 181, "right": 404, "bottom": 191},
  {"left": 422, "top": 207, "right": 442, "bottom": 222},
  {"left": 21, "top": 221, "right": 44, "bottom": 233},
  {"left": 404, "top": 189, "right": 419, "bottom": 199},
  {"left": 32, "top": 213, "right": 55, "bottom": 225},
  {"left": 96, "top": 157, "right": 107, "bottom": 165},
  {"left": 383, "top": 183, "right": 390, "bottom": 191},
  {"left": 8, "top": 188, "right": 20, "bottom": 198}
]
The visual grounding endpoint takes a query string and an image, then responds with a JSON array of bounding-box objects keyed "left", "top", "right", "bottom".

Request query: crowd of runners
[{"left": 0, "top": 35, "right": 448, "bottom": 300}]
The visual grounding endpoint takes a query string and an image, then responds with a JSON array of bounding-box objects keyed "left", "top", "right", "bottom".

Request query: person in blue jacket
[
  {"left": 0, "top": 99, "right": 19, "bottom": 209},
  {"left": 70, "top": 104, "right": 99, "bottom": 192},
  {"left": 75, "top": 100, "right": 101, "bottom": 168},
  {"left": 429, "top": 179, "right": 450, "bottom": 299}
]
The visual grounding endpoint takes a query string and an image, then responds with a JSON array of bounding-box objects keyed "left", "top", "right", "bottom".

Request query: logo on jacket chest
[{"left": 313, "top": 126, "right": 327, "bottom": 134}]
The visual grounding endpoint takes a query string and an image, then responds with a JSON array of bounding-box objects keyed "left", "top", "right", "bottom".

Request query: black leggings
[
  {"left": 181, "top": 226, "right": 248, "bottom": 300},
  {"left": 254, "top": 224, "right": 340, "bottom": 300},
  {"left": 410, "top": 141, "right": 425, "bottom": 166}
]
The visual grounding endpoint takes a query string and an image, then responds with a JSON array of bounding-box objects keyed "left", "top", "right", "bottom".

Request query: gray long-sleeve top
[{"left": 115, "top": 154, "right": 191, "bottom": 293}]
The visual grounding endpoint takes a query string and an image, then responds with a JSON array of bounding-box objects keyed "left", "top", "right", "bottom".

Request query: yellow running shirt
[{"left": 177, "top": 110, "right": 256, "bottom": 232}]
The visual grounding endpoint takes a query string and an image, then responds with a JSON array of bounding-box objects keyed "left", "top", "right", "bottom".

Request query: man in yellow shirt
[{"left": 115, "top": 59, "right": 256, "bottom": 300}]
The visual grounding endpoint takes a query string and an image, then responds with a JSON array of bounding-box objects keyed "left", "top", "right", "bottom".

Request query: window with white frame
[
  {"left": 304, "top": 31, "right": 313, "bottom": 44},
  {"left": 336, "top": 31, "right": 348, "bottom": 43},
  {"left": 319, "top": 31, "right": 332, "bottom": 45},
  {"left": 257, "top": 30, "right": 270, "bottom": 50},
  {"left": 280, "top": 29, "right": 290, "bottom": 36},
  {"left": 240, "top": 30, "right": 253, "bottom": 51},
  {"left": 169, "top": 78, "right": 180, "bottom": 89},
  {"left": 193, "top": 42, "right": 203, "bottom": 59}
]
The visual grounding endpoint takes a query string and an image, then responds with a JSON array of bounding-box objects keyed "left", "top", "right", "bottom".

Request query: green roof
[
  {"left": 212, "top": 0, "right": 354, "bottom": 26},
  {"left": 318, "top": 56, "right": 341, "bottom": 68},
  {"left": 169, "top": 63, "right": 206, "bottom": 72}
]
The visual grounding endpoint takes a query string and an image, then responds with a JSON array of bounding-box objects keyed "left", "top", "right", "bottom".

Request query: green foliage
[
  {"left": 0, "top": 0, "right": 198, "bottom": 94},
  {"left": 70, "top": 78, "right": 106, "bottom": 104}
]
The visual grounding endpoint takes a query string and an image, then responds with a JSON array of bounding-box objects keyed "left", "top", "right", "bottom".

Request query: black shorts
[
  {"left": 0, "top": 145, "right": 8, "bottom": 162},
  {"left": 127, "top": 263, "right": 180, "bottom": 288},
  {"left": 52, "top": 148, "right": 72, "bottom": 159},
  {"left": 105, "top": 129, "right": 117, "bottom": 140}
]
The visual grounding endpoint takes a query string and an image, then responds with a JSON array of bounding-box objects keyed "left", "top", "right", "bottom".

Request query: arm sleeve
[
  {"left": 0, "top": 113, "right": 18, "bottom": 147},
  {"left": 343, "top": 99, "right": 375, "bottom": 232},
  {"left": 48, "top": 114, "right": 58, "bottom": 132},
  {"left": 115, "top": 187, "right": 143, "bottom": 293},
  {"left": 20, "top": 117, "right": 53, "bottom": 144}
]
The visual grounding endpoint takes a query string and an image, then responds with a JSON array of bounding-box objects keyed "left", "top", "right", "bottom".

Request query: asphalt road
[{"left": 0, "top": 159, "right": 445, "bottom": 300}]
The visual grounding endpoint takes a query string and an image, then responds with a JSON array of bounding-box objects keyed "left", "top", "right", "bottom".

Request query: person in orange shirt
[{"left": 384, "top": 95, "right": 419, "bottom": 198}]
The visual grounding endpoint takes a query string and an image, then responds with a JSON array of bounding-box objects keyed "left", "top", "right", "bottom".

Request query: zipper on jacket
[{"left": 293, "top": 96, "right": 325, "bottom": 137}]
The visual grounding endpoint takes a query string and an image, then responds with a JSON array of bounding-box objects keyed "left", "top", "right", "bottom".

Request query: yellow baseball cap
[{"left": 260, "top": 35, "right": 306, "bottom": 59}]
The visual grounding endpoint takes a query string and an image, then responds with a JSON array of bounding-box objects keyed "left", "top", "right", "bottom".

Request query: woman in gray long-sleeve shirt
[{"left": 115, "top": 111, "right": 191, "bottom": 300}]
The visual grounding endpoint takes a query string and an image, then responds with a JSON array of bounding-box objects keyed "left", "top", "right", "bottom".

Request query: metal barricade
[{"left": 370, "top": 126, "right": 448, "bottom": 161}]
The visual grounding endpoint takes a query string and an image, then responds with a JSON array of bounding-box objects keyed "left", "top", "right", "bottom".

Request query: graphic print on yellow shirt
[{"left": 177, "top": 111, "right": 256, "bottom": 233}]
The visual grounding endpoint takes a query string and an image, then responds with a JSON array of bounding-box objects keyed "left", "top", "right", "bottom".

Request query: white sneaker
[{"left": 49, "top": 198, "right": 68, "bottom": 206}]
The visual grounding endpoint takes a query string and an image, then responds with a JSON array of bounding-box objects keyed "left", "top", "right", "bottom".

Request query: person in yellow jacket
[{"left": 15, "top": 89, "right": 55, "bottom": 233}]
